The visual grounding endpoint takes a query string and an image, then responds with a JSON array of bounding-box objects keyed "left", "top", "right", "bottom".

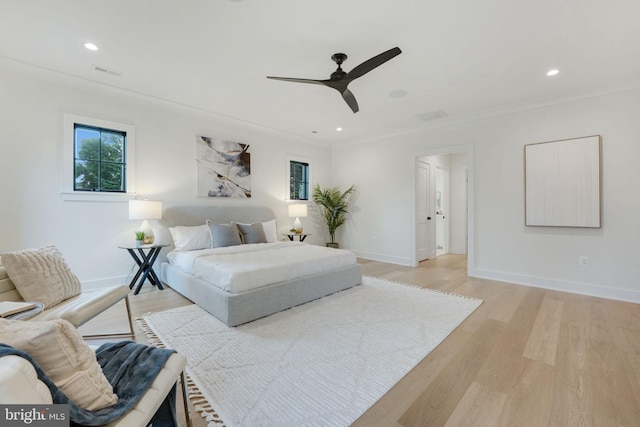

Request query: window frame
[
  {"left": 288, "top": 157, "right": 311, "bottom": 201},
  {"left": 62, "top": 114, "right": 136, "bottom": 201}
]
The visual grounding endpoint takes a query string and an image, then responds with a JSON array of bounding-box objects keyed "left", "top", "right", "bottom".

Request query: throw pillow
[
  {"left": 235, "top": 222, "right": 267, "bottom": 244},
  {"left": 0, "top": 318, "right": 118, "bottom": 410},
  {"left": 261, "top": 219, "right": 278, "bottom": 243},
  {"left": 236, "top": 219, "right": 278, "bottom": 243},
  {"left": 0, "top": 245, "right": 82, "bottom": 309},
  {"left": 168, "top": 224, "right": 212, "bottom": 251},
  {"left": 206, "top": 221, "right": 242, "bottom": 248}
]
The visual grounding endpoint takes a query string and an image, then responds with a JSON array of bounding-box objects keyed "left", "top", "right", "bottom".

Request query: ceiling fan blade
[
  {"left": 342, "top": 89, "right": 359, "bottom": 113},
  {"left": 345, "top": 47, "right": 402, "bottom": 81},
  {"left": 266, "top": 76, "right": 325, "bottom": 86}
]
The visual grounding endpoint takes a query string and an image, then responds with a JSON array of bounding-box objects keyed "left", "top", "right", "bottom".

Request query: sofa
[
  {"left": 0, "top": 346, "right": 189, "bottom": 427},
  {"left": 0, "top": 263, "right": 133, "bottom": 337}
]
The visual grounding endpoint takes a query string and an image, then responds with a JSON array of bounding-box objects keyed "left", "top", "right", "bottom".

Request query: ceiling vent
[
  {"left": 417, "top": 109, "right": 448, "bottom": 122},
  {"left": 92, "top": 65, "right": 122, "bottom": 77}
]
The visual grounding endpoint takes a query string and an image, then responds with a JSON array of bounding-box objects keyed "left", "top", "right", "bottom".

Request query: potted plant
[
  {"left": 312, "top": 184, "right": 356, "bottom": 248},
  {"left": 135, "top": 230, "right": 145, "bottom": 246}
]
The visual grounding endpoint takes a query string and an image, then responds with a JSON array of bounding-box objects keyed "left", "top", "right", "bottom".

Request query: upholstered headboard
[{"left": 155, "top": 205, "right": 277, "bottom": 266}]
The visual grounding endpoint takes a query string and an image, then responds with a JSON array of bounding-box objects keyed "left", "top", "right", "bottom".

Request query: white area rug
[{"left": 138, "top": 276, "right": 482, "bottom": 427}]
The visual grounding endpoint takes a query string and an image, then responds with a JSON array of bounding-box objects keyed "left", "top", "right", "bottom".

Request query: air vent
[
  {"left": 417, "top": 109, "right": 448, "bottom": 122},
  {"left": 92, "top": 65, "right": 122, "bottom": 77}
]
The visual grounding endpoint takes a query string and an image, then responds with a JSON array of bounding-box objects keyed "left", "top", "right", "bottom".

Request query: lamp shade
[
  {"left": 129, "top": 200, "right": 163, "bottom": 220},
  {"left": 288, "top": 204, "right": 308, "bottom": 218}
]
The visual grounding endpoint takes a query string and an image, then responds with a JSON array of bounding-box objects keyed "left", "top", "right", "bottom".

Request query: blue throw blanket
[{"left": 0, "top": 341, "right": 177, "bottom": 427}]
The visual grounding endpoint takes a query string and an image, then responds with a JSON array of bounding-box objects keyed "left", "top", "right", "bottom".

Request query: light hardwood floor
[{"left": 83, "top": 254, "right": 640, "bottom": 426}]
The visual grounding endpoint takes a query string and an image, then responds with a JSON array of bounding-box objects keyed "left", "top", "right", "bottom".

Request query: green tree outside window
[{"left": 74, "top": 125, "right": 126, "bottom": 192}]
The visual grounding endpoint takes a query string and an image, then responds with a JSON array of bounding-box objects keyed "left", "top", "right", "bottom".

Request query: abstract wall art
[
  {"left": 524, "top": 135, "right": 601, "bottom": 227},
  {"left": 196, "top": 136, "right": 251, "bottom": 198}
]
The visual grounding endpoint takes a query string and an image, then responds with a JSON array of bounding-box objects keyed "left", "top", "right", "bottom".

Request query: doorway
[
  {"left": 435, "top": 165, "right": 449, "bottom": 256},
  {"left": 410, "top": 145, "right": 474, "bottom": 273}
]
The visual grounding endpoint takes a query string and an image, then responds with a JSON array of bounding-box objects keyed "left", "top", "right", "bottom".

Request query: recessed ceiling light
[
  {"left": 546, "top": 69, "right": 559, "bottom": 76},
  {"left": 389, "top": 89, "right": 408, "bottom": 98},
  {"left": 84, "top": 42, "right": 98, "bottom": 51},
  {"left": 336, "top": 127, "right": 343, "bottom": 132}
]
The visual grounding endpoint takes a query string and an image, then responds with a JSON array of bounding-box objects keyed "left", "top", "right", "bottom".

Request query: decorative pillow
[
  {"left": 206, "top": 221, "right": 242, "bottom": 248},
  {"left": 0, "top": 245, "right": 82, "bottom": 309},
  {"left": 261, "top": 219, "right": 278, "bottom": 243},
  {"left": 235, "top": 222, "right": 267, "bottom": 244},
  {"left": 168, "top": 224, "right": 212, "bottom": 251},
  {"left": 0, "top": 318, "right": 118, "bottom": 410},
  {"left": 236, "top": 219, "right": 278, "bottom": 243}
]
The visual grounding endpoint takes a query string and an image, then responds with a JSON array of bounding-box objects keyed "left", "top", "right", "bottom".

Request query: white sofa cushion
[
  {"left": 0, "top": 245, "right": 81, "bottom": 308},
  {"left": 0, "top": 318, "right": 118, "bottom": 410},
  {"left": 0, "top": 355, "right": 53, "bottom": 404}
]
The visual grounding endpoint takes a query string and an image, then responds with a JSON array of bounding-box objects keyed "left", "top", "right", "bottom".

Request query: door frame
[{"left": 409, "top": 144, "right": 475, "bottom": 276}]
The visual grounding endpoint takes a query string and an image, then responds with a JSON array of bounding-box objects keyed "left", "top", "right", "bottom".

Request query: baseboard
[
  {"left": 472, "top": 268, "right": 640, "bottom": 304},
  {"left": 81, "top": 276, "right": 129, "bottom": 291},
  {"left": 351, "top": 250, "right": 412, "bottom": 267}
]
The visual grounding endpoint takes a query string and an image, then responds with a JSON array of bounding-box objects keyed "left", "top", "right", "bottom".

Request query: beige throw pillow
[
  {"left": 0, "top": 318, "right": 118, "bottom": 410},
  {"left": 0, "top": 245, "right": 82, "bottom": 308}
]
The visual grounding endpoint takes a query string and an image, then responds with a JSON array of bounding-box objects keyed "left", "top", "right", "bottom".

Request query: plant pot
[
  {"left": 135, "top": 240, "right": 144, "bottom": 247},
  {"left": 326, "top": 242, "right": 339, "bottom": 249}
]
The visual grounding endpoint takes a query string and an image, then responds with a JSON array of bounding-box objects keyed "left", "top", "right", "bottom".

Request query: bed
[{"left": 157, "top": 205, "right": 362, "bottom": 326}]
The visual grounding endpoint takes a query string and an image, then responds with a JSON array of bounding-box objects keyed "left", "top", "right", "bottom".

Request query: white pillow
[
  {"left": 168, "top": 224, "right": 212, "bottom": 251},
  {"left": 0, "top": 245, "right": 82, "bottom": 309},
  {"left": 0, "top": 318, "right": 118, "bottom": 411},
  {"left": 262, "top": 219, "right": 278, "bottom": 243}
]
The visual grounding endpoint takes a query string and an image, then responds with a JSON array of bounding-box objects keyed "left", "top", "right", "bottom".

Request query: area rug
[{"left": 137, "top": 276, "right": 482, "bottom": 427}]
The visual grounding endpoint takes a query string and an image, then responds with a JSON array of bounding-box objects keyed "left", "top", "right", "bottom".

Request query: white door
[
  {"left": 416, "top": 159, "right": 435, "bottom": 261},
  {"left": 435, "top": 166, "right": 449, "bottom": 256}
]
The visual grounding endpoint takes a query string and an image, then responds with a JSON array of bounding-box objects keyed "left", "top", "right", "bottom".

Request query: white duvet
[{"left": 166, "top": 242, "right": 357, "bottom": 293}]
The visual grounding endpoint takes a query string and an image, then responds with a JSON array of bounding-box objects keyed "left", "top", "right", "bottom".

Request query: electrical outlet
[{"left": 579, "top": 256, "right": 589, "bottom": 266}]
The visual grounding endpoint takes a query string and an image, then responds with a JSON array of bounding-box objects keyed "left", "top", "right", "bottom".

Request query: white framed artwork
[
  {"left": 196, "top": 136, "right": 251, "bottom": 198},
  {"left": 524, "top": 135, "right": 601, "bottom": 227}
]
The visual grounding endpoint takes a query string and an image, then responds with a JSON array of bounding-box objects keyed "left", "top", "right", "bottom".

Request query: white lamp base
[
  {"left": 139, "top": 220, "right": 155, "bottom": 244},
  {"left": 292, "top": 217, "right": 303, "bottom": 234}
]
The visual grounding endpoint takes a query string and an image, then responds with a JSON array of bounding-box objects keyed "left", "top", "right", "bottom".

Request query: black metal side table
[
  {"left": 119, "top": 244, "right": 168, "bottom": 295},
  {"left": 284, "top": 233, "right": 310, "bottom": 242}
]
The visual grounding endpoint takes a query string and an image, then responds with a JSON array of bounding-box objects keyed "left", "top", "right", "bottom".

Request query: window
[
  {"left": 290, "top": 160, "right": 309, "bottom": 200},
  {"left": 74, "top": 124, "right": 126, "bottom": 192},
  {"left": 62, "top": 114, "right": 135, "bottom": 201}
]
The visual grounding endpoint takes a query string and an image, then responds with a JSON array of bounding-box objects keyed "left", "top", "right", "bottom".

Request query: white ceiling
[{"left": 3, "top": 0, "right": 640, "bottom": 145}]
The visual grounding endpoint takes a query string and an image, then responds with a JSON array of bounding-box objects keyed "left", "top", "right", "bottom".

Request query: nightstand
[
  {"left": 284, "top": 233, "right": 310, "bottom": 242},
  {"left": 119, "top": 244, "right": 168, "bottom": 295}
]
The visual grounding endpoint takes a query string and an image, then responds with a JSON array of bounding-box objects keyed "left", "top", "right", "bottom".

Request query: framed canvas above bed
[{"left": 196, "top": 136, "right": 251, "bottom": 198}]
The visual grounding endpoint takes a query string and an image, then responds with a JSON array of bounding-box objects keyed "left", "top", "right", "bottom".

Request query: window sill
[{"left": 60, "top": 192, "right": 136, "bottom": 202}]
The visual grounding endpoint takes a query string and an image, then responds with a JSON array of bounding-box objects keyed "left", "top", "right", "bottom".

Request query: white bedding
[{"left": 166, "top": 242, "right": 357, "bottom": 293}]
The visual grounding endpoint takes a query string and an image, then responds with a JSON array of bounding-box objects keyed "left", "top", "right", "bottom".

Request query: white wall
[
  {"left": 2, "top": 63, "right": 639, "bottom": 303},
  {"left": 0, "top": 65, "right": 332, "bottom": 287},
  {"left": 449, "top": 152, "right": 467, "bottom": 254},
  {"left": 333, "top": 88, "right": 640, "bottom": 302}
]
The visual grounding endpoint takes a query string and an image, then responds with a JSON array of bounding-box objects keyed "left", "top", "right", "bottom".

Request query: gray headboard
[{"left": 155, "top": 205, "right": 277, "bottom": 266}]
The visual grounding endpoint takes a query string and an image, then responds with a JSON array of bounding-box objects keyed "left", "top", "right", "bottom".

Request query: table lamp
[
  {"left": 129, "top": 199, "right": 162, "bottom": 244},
  {"left": 288, "top": 204, "right": 307, "bottom": 234}
]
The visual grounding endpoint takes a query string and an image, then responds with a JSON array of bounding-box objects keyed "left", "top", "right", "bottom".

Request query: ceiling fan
[{"left": 267, "top": 47, "right": 402, "bottom": 113}]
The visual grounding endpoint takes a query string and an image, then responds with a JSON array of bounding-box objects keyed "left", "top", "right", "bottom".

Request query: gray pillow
[
  {"left": 206, "top": 221, "right": 242, "bottom": 248},
  {"left": 235, "top": 222, "right": 267, "bottom": 244}
]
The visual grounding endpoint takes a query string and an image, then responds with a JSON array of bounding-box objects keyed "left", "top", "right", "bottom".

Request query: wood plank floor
[{"left": 83, "top": 254, "right": 640, "bottom": 426}]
